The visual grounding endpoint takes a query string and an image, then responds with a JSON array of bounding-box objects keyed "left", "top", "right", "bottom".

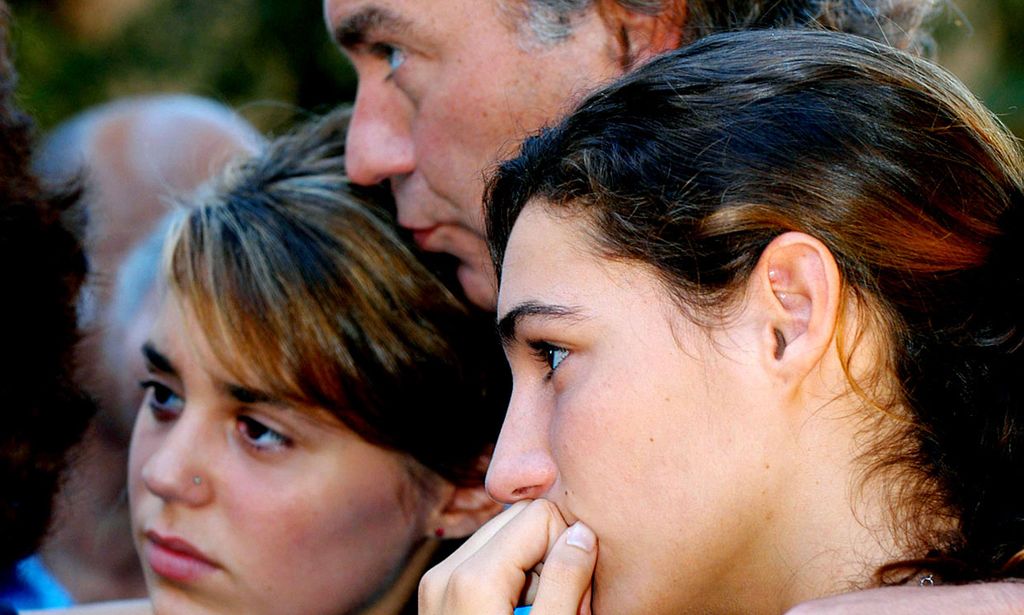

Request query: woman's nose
[
  {"left": 139, "top": 411, "right": 214, "bottom": 507},
  {"left": 485, "top": 389, "right": 558, "bottom": 504}
]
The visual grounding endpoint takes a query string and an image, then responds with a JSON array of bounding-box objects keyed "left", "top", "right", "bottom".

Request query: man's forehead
[{"left": 326, "top": 0, "right": 514, "bottom": 39}]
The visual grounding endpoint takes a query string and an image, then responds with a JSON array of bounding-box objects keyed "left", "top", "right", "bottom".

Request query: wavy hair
[{"left": 0, "top": 2, "right": 91, "bottom": 570}]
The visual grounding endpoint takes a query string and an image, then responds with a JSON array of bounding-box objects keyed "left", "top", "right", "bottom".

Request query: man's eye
[
  {"left": 139, "top": 380, "right": 184, "bottom": 419},
  {"left": 237, "top": 416, "right": 291, "bottom": 451},
  {"left": 370, "top": 43, "right": 405, "bottom": 76}
]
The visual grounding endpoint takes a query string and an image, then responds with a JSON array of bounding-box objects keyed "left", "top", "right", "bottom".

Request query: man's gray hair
[
  {"left": 505, "top": 0, "right": 943, "bottom": 55},
  {"left": 503, "top": 0, "right": 661, "bottom": 44}
]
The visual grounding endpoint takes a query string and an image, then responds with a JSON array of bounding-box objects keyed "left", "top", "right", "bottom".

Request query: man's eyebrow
[
  {"left": 497, "top": 301, "right": 584, "bottom": 348},
  {"left": 333, "top": 6, "right": 412, "bottom": 48},
  {"left": 142, "top": 342, "right": 176, "bottom": 376}
]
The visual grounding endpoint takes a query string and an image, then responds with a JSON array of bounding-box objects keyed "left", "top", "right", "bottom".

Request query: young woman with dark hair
[{"left": 423, "top": 29, "right": 1024, "bottom": 614}]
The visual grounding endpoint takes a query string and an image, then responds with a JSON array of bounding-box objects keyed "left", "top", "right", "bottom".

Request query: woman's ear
[
  {"left": 425, "top": 454, "right": 503, "bottom": 540},
  {"left": 750, "top": 232, "right": 842, "bottom": 384},
  {"left": 427, "top": 483, "right": 503, "bottom": 540}
]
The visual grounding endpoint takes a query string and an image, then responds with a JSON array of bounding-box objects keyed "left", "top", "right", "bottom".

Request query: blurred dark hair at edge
[{"left": 0, "top": 0, "right": 92, "bottom": 571}]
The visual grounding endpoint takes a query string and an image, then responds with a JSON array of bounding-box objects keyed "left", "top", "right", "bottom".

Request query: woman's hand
[{"left": 419, "top": 499, "right": 598, "bottom": 615}]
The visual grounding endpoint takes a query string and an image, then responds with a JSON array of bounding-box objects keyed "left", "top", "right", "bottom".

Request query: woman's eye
[
  {"left": 139, "top": 380, "right": 184, "bottom": 419},
  {"left": 548, "top": 347, "right": 569, "bottom": 371},
  {"left": 237, "top": 416, "right": 291, "bottom": 451},
  {"left": 530, "top": 342, "right": 570, "bottom": 377}
]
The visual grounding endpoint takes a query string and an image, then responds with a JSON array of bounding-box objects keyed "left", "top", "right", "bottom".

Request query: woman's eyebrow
[
  {"left": 224, "top": 383, "right": 288, "bottom": 409},
  {"left": 142, "top": 342, "right": 176, "bottom": 376},
  {"left": 497, "top": 301, "right": 584, "bottom": 349},
  {"left": 333, "top": 6, "right": 413, "bottom": 49}
]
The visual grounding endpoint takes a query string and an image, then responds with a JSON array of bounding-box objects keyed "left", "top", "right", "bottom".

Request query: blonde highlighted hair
[{"left": 164, "top": 110, "right": 506, "bottom": 484}]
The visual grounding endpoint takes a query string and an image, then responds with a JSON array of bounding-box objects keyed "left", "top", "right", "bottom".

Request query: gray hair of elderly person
[
  {"left": 503, "top": 0, "right": 943, "bottom": 55},
  {"left": 34, "top": 94, "right": 264, "bottom": 308},
  {"left": 97, "top": 213, "right": 175, "bottom": 436},
  {"left": 33, "top": 93, "right": 264, "bottom": 436}
]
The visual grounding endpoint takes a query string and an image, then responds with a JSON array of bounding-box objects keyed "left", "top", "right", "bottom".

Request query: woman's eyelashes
[
  {"left": 237, "top": 415, "right": 292, "bottom": 451},
  {"left": 528, "top": 340, "right": 570, "bottom": 379},
  {"left": 138, "top": 379, "right": 292, "bottom": 452},
  {"left": 139, "top": 380, "right": 184, "bottom": 419}
]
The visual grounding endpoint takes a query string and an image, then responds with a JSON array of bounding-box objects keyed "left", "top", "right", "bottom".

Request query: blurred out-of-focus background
[{"left": 7, "top": 0, "right": 1023, "bottom": 136}]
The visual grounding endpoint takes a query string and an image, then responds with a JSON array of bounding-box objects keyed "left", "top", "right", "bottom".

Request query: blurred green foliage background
[
  {"left": 9, "top": 0, "right": 355, "bottom": 132},
  {"left": 7, "top": 0, "right": 1024, "bottom": 136}
]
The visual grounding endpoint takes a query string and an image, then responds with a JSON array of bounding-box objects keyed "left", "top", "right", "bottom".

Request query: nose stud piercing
[{"left": 192, "top": 476, "right": 202, "bottom": 486}]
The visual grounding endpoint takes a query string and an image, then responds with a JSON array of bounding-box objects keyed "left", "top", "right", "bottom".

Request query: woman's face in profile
[
  {"left": 127, "top": 296, "right": 433, "bottom": 615},
  {"left": 488, "top": 203, "right": 795, "bottom": 613}
]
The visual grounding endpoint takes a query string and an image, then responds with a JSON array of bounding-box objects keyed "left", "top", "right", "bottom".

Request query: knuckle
[
  {"left": 418, "top": 567, "right": 448, "bottom": 607},
  {"left": 527, "top": 498, "right": 562, "bottom": 520},
  {"left": 447, "top": 562, "right": 488, "bottom": 594}
]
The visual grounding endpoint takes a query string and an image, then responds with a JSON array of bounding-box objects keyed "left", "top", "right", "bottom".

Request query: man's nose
[
  {"left": 344, "top": 84, "right": 415, "bottom": 186},
  {"left": 485, "top": 388, "right": 558, "bottom": 504}
]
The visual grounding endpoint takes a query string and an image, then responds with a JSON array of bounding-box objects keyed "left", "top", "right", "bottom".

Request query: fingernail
[{"left": 565, "top": 521, "right": 596, "bottom": 552}]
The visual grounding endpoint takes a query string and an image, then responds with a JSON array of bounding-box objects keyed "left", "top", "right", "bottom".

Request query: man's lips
[
  {"left": 410, "top": 226, "right": 439, "bottom": 251},
  {"left": 144, "top": 530, "right": 219, "bottom": 583}
]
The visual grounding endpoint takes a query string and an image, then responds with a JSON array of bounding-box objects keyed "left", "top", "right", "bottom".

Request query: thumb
[{"left": 531, "top": 521, "right": 598, "bottom": 615}]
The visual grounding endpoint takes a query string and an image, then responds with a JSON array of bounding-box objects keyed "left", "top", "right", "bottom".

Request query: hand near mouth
[{"left": 419, "top": 499, "right": 597, "bottom": 615}]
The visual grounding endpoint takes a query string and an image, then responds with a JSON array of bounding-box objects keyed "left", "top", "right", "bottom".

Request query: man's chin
[{"left": 457, "top": 262, "right": 498, "bottom": 311}]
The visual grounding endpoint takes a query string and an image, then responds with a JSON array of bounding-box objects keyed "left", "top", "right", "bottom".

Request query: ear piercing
[
  {"left": 192, "top": 476, "right": 202, "bottom": 486},
  {"left": 434, "top": 527, "right": 445, "bottom": 538}
]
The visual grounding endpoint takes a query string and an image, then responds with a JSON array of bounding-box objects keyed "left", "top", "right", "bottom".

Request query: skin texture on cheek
[{"left": 494, "top": 205, "right": 791, "bottom": 614}]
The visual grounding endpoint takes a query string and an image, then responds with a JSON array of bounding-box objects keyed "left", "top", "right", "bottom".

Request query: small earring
[
  {"left": 434, "top": 527, "right": 445, "bottom": 538},
  {"left": 192, "top": 476, "right": 202, "bottom": 486}
]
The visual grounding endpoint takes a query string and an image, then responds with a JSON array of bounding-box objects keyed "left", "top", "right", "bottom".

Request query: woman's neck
[
  {"left": 360, "top": 538, "right": 440, "bottom": 615},
  {"left": 760, "top": 408, "right": 908, "bottom": 612}
]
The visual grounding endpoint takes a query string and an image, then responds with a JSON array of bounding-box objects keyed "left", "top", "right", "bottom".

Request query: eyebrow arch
[
  {"left": 142, "top": 342, "right": 177, "bottom": 376},
  {"left": 333, "top": 6, "right": 412, "bottom": 49},
  {"left": 225, "top": 384, "right": 287, "bottom": 409},
  {"left": 497, "top": 301, "right": 585, "bottom": 349}
]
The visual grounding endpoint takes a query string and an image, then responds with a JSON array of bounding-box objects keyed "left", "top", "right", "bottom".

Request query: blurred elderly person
[{"left": 31, "top": 94, "right": 263, "bottom": 604}]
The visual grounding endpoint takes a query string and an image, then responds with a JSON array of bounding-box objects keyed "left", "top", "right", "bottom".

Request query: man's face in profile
[{"left": 326, "top": 0, "right": 628, "bottom": 309}]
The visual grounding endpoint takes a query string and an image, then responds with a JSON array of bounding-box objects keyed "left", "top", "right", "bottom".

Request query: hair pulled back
[
  {"left": 166, "top": 112, "right": 507, "bottom": 486},
  {"left": 486, "top": 29, "right": 1024, "bottom": 583}
]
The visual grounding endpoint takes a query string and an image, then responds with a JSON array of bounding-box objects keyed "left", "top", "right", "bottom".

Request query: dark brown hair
[
  {"left": 166, "top": 111, "right": 507, "bottom": 486},
  {"left": 0, "top": 2, "right": 91, "bottom": 570},
  {"left": 486, "top": 30, "right": 1024, "bottom": 583}
]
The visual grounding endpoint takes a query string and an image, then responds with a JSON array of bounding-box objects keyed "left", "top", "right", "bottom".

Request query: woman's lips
[{"left": 144, "top": 530, "right": 218, "bottom": 583}]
